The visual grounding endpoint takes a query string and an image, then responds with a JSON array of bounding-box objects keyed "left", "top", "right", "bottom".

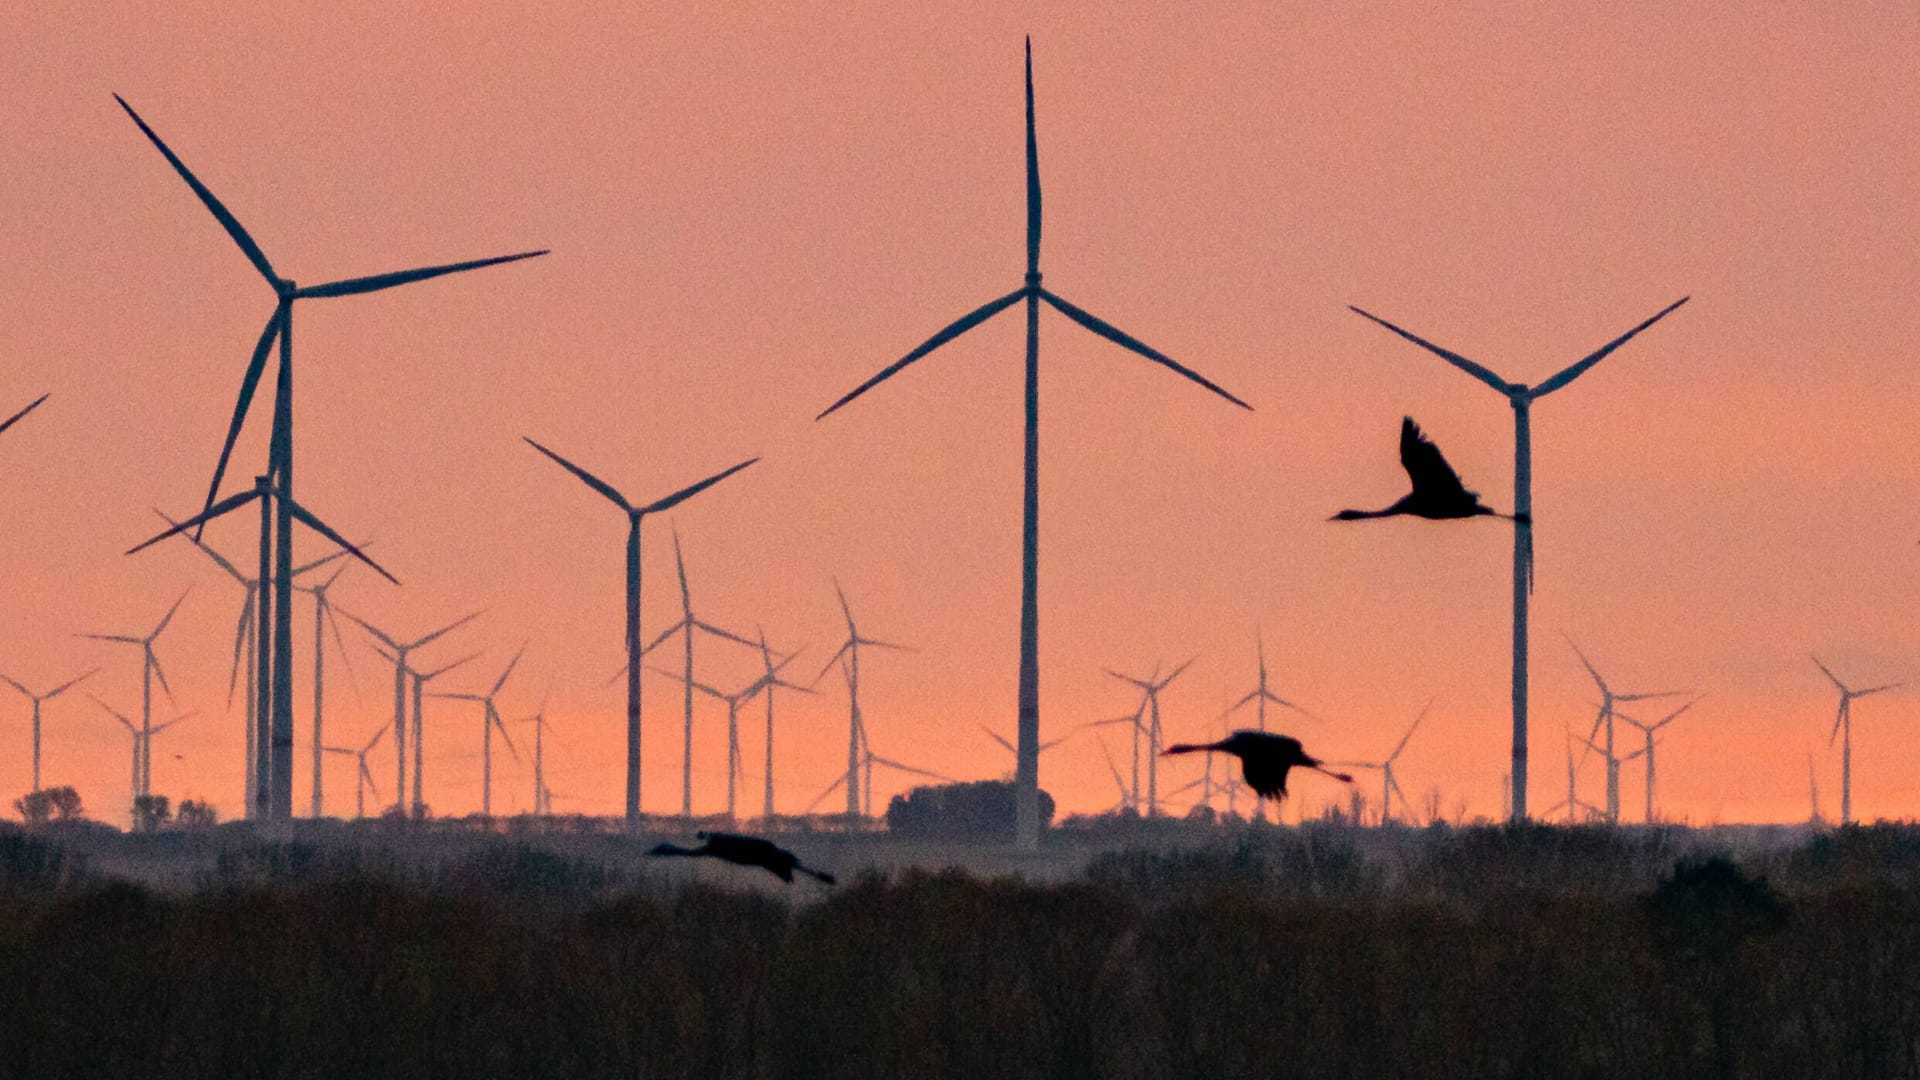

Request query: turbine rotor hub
[{"left": 1024, "top": 272, "right": 1042, "bottom": 288}]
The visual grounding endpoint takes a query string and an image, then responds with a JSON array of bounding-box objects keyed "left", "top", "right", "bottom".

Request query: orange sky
[{"left": 2, "top": 5, "right": 1916, "bottom": 827}]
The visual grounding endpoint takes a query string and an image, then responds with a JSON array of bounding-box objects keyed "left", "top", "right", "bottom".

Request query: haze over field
[{"left": 2, "top": 6, "right": 1916, "bottom": 826}]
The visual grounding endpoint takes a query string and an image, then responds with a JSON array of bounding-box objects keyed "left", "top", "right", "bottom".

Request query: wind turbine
[
  {"left": 815, "top": 40, "right": 1251, "bottom": 849},
  {"left": 90, "top": 694, "right": 190, "bottom": 808},
  {"left": 322, "top": 724, "right": 387, "bottom": 819},
  {"left": 1082, "top": 697, "right": 1148, "bottom": 813},
  {"left": 0, "top": 395, "right": 48, "bottom": 440},
  {"left": 399, "top": 649, "right": 483, "bottom": 819},
  {"left": 336, "top": 608, "right": 481, "bottom": 818},
  {"left": 0, "top": 668, "right": 97, "bottom": 794},
  {"left": 130, "top": 478, "right": 393, "bottom": 819},
  {"left": 1541, "top": 727, "right": 1604, "bottom": 824},
  {"left": 432, "top": 646, "right": 527, "bottom": 818},
  {"left": 296, "top": 562, "right": 362, "bottom": 819},
  {"left": 753, "top": 627, "right": 809, "bottom": 821},
  {"left": 631, "top": 529, "right": 760, "bottom": 818},
  {"left": 1347, "top": 296, "right": 1689, "bottom": 820},
  {"left": 816, "top": 580, "right": 911, "bottom": 820},
  {"left": 522, "top": 437, "right": 756, "bottom": 825},
  {"left": 978, "top": 723, "right": 1071, "bottom": 780},
  {"left": 806, "top": 658, "right": 955, "bottom": 820},
  {"left": 1567, "top": 639, "right": 1685, "bottom": 824},
  {"left": 154, "top": 507, "right": 347, "bottom": 817},
  {"left": 653, "top": 652, "right": 810, "bottom": 821},
  {"left": 519, "top": 690, "right": 555, "bottom": 817},
  {"left": 115, "top": 96, "right": 543, "bottom": 829},
  {"left": 1104, "top": 659, "right": 1195, "bottom": 818},
  {"left": 1813, "top": 656, "right": 1903, "bottom": 825},
  {"left": 78, "top": 589, "right": 189, "bottom": 803},
  {"left": 1326, "top": 702, "right": 1431, "bottom": 825},
  {"left": 1228, "top": 626, "right": 1316, "bottom": 734},
  {"left": 1092, "top": 731, "right": 1133, "bottom": 813},
  {"left": 1618, "top": 698, "right": 1698, "bottom": 823}
]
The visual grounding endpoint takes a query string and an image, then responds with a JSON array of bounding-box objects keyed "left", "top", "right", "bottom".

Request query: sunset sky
[{"left": 2, "top": 5, "right": 1916, "bottom": 827}]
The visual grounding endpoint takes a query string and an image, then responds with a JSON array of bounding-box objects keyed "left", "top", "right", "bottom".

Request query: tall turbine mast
[
  {"left": 815, "top": 39, "right": 1250, "bottom": 849},
  {"left": 1347, "top": 297, "right": 1688, "bottom": 820}
]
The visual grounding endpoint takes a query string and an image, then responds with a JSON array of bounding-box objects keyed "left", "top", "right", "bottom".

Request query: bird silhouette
[
  {"left": 1331, "top": 417, "right": 1527, "bottom": 523},
  {"left": 649, "top": 830, "right": 836, "bottom": 885},
  {"left": 1163, "top": 731, "right": 1353, "bottom": 800}
]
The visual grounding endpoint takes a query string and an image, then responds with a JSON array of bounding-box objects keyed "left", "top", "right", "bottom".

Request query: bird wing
[{"left": 1398, "top": 417, "right": 1473, "bottom": 501}]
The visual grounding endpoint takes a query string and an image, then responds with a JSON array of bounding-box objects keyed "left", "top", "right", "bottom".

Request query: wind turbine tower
[
  {"left": 1104, "top": 660, "right": 1193, "bottom": 818},
  {"left": 1327, "top": 702, "right": 1430, "bottom": 825},
  {"left": 1618, "top": 698, "right": 1697, "bottom": 823},
  {"left": 338, "top": 609, "right": 480, "bottom": 818},
  {"left": 523, "top": 438, "right": 756, "bottom": 825},
  {"left": 1568, "top": 639, "right": 1684, "bottom": 824},
  {"left": 1, "top": 669, "right": 96, "bottom": 794},
  {"left": 114, "top": 96, "right": 542, "bottom": 825},
  {"left": 817, "top": 581, "right": 910, "bottom": 820},
  {"left": 815, "top": 40, "right": 1251, "bottom": 849},
  {"left": 433, "top": 647, "right": 527, "bottom": 818},
  {"left": 1347, "top": 298, "right": 1688, "bottom": 819},
  {"left": 1813, "top": 656, "right": 1903, "bottom": 825}
]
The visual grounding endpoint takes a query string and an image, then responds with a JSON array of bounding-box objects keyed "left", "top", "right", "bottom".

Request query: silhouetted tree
[
  {"left": 173, "top": 799, "right": 218, "bottom": 829},
  {"left": 15, "top": 790, "right": 53, "bottom": 825},
  {"left": 132, "top": 795, "right": 171, "bottom": 833},
  {"left": 41, "top": 786, "right": 82, "bottom": 822},
  {"left": 885, "top": 780, "right": 1054, "bottom": 841}
]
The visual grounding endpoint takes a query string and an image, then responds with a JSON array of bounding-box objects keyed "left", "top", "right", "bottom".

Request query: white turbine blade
[
  {"left": 1387, "top": 701, "right": 1431, "bottom": 763},
  {"left": 1530, "top": 297, "right": 1690, "bottom": 398},
  {"left": 1348, "top": 306, "right": 1510, "bottom": 392}
]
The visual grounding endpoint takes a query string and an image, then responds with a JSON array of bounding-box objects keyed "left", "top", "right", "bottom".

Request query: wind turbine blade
[
  {"left": 331, "top": 606, "right": 399, "bottom": 650},
  {"left": 127, "top": 488, "right": 262, "bottom": 555},
  {"left": 149, "top": 653, "right": 177, "bottom": 706},
  {"left": 1104, "top": 668, "right": 1149, "bottom": 689},
  {"left": 226, "top": 596, "right": 254, "bottom": 708},
  {"left": 694, "top": 621, "right": 759, "bottom": 650},
  {"left": 867, "top": 756, "right": 956, "bottom": 784},
  {"left": 422, "top": 652, "right": 482, "bottom": 681},
  {"left": 833, "top": 577, "right": 855, "bottom": 633},
  {"left": 979, "top": 724, "right": 1016, "bottom": 755},
  {"left": 150, "top": 588, "right": 191, "bottom": 639},
  {"left": 1811, "top": 655, "right": 1847, "bottom": 693},
  {"left": 1348, "top": 306, "right": 1510, "bottom": 392},
  {"left": 815, "top": 289, "right": 1027, "bottom": 420},
  {"left": 1855, "top": 682, "right": 1904, "bottom": 699},
  {"left": 88, "top": 693, "right": 135, "bottom": 730},
  {"left": 814, "top": 640, "right": 854, "bottom": 684},
  {"left": 283, "top": 498, "right": 399, "bottom": 584},
  {"left": 1563, "top": 636, "right": 1607, "bottom": 691},
  {"left": 672, "top": 527, "right": 689, "bottom": 606},
  {"left": 856, "top": 637, "right": 913, "bottom": 653},
  {"left": 1158, "top": 656, "right": 1198, "bottom": 687},
  {"left": 322, "top": 747, "right": 356, "bottom": 757},
  {"left": 1039, "top": 733, "right": 1073, "bottom": 753},
  {"left": 804, "top": 773, "right": 847, "bottom": 815},
  {"left": 1094, "top": 735, "right": 1129, "bottom": 799},
  {"left": 1024, "top": 36, "right": 1041, "bottom": 277},
  {"left": 197, "top": 310, "right": 283, "bottom": 537},
  {"left": 490, "top": 644, "right": 528, "bottom": 697},
  {"left": 153, "top": 509, "right": 247, "bottom": 581},
  {"left": 1530, "top": 297, "right": 1690, "bottom": 398},
  {"left": 1039, "top": 290, "right": 1252, "bottom": 410},
  {"left": 113, "top": 95, "right": 279, "bottom": 284},
  {"left": 295, "top": 250, "right": 549, "bottom": 298},
  {"left": 0, "top": 672, "right": 28, "bottom": 698},
  {"left": 1388, "top": 701, "right": 1431, "bottom": 763},
  {"left": 362, "top": 763, "right": 380, "bottom": 801},
  {"left": 46, "top": 668, "right": 99, "bottom": 699},
  {"left": 644, "top": 665, "right": 726, "bottom": 700},
  {"left": 410, "top": 610, "right": 484, "bottom": 650},
  {"left": 295, "top": 549, "right": 354, "bottom": 579},
  {"left": 523, "top": 438, "right": 632, "bottom": 511},
  {"left": 78, "top": 634, "right": 143, "bottom": 645},
  {"left": 0, "top": 394, "right": 49, "bottom": 438},
  {"left": 640, "top": 457, "right": 759, "bottom": 515},
  {"left": 321, "top": 602, "right": 364, "bottom": 705},
  {"left": 493, "top": 713, "right": 521, "bottom": 762},
  {"left": 639, "top": 618, "right": 689, "bottom": 657},
  {"left": 1229, "top": 689, "right": 1260, "bottom": 711},
  {"left": 362, "top": 724, "right": 388, "bottom": 755}
]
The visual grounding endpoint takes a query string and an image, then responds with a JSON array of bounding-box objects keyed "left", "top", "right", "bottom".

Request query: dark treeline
[{"left": 3, "top": 822, "right": 1920, "bottom": 1078}]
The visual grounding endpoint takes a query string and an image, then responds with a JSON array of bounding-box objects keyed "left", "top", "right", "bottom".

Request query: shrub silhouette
[{"left": 885, "top": 779, "right": 1055, "bottom": 841}]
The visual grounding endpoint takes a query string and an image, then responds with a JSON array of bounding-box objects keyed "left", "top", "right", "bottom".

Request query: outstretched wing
[{"left": 1399, "top": 417, "right": 1473, "bottom": 500}]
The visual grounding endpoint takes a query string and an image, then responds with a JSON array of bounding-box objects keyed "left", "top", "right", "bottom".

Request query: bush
[
  {"left": 14, "top": 787, "right": 83, "bottom": 825},
  {"left": 884, "top": 780, "right": 1055, "bottom": 842},
  {"left": 131, "top": 796, "right": 170, "bottom": 834}
]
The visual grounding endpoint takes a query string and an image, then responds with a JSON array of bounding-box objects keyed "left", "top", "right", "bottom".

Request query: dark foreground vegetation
[{"left": 3, "top": 819, "right": 1920, "bottom": 1078}]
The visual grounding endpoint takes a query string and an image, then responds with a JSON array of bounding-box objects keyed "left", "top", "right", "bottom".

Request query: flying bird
[
  {"left": 649, "top": 831, "right": 836, "bottom": 885},
  {"left": 1332, "top": 417, "right": 1527, "bottom": 524},
  {"left": 1163, "top": 731, "right": 1353, "bottom": 800}
]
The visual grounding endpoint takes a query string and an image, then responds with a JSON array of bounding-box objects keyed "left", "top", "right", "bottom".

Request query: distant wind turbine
[
  {"left": 154, "top": 507, "right": 346, "bottom": 817},
  {"left": 432, "top": 646, "right": 527, "bottom": 818},
  {"left": 399, "top": 649, "right": 482, "bottom": 819},
  {"left": 322, "top": 724, "right": 388, "bottom": 819},
  {"left": 816, "top": 580, "right": 911, "bottom": 820},
  {"left": 1105, "top": 660, "right": 1194, "bottom": 818},
  {"left": 1813, "top": 656, "right": 1903, "bottom": 825},
  {"left": 978, "top": 723, "right": 1071, "bottom": 781},
  {"left": 296, "top": 562, "right": 363, "bottom": 819},
  {"left": 1568, "top": 638, "right": 1685, "bottom": 824},
  {"left": 1083, "top": 698, "right": 1149, "bottom": 813},
  {"left": 1348, "top": 296, "right": 1688, "bottom": 820},
  {"left": 0, "top": 667, "right": 97, "bottom": 794},
  {"left": 336, "top": 608, "right": 481, "bottom": 818},
  {"left": 1326, "top": 702, "right": 1431, "bottom": 825},
  {"left": 114, "top": 95, "right": 543, "bottom": 824},
  {"left": 0, "top": 394, "right": 48, "bottom": 440},
  {"left": 815, "top": 39, "right": 1251, "bottom": 849},
  {"left": 754, "top": 627, "right": 808, "bottom": 821},
  {"left": 90, "top": 694, "right": 190, "bottom": 809},
  {"left": 518, "top": 688, "right": 555, "bottom": 817},
  {"left": 130, "top": 477, "right": 392, "bottom": 819},
  {"left": 523, "top": 437, "right": 757, "bottom": 825},
  {"left": 1228, "top": 626, "right": 1317, "bottom": 733},
  {"left": 631, "top": 529, "right": 760, "bottom": 819},
  {"left": 1618, "top": 698, "right": 1698, "bottom": 823},
  {"left": 1092, "top": 731, "right": 1133, "bottom": 813},
  {"left": 653, "top": 651, "right": 809, "bottom": 821},
  {"left": 1542, "top": 727, "right": 1604, "bottom": 824},
  {"left": 806, "top": 660, "right": 954, "bottom": 819},
  {"left": 78, "top": 589, "right": 189, "bottom": 803}
]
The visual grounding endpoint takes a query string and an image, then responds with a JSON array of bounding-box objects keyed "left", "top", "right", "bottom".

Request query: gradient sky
[{"left": 3, "top": 5, "right": 1916, "bottom": 826}]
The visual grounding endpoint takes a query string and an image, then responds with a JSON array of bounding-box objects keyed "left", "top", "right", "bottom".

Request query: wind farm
[{"left": 3, "top": 9, "right": 1919, "bottom": 1075}]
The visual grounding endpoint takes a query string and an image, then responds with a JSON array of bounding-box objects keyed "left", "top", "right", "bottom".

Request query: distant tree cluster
[
  {"left": 885, "top": 779, "right": 1055, "bottom": 841},
  {"left": 13, "top": 787, "right": 83, "bottom": 826}
]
